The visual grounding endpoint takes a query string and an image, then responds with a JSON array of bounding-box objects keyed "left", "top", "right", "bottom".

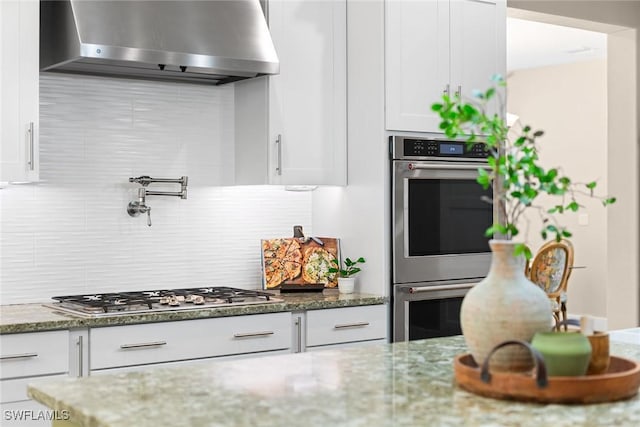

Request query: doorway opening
[{"left": 507, "top": 8, "right": 638, "bottom": 329}]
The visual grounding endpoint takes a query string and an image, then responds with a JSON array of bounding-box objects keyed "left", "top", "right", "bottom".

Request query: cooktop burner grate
[{"left": 46, "top": 286, "right": 282, "bottom": 317}]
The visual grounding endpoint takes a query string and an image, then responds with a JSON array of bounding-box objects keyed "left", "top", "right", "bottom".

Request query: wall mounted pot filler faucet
[{"left": 127, "top": 176, "right": 188, "bottom": 226}]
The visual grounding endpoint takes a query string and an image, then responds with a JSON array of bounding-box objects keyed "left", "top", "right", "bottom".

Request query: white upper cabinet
[
  {"left": 386, "top": 0, "right": 450, "bottom": 133},
  {"left": 385, "top": 0, "right": 506, "bottom": 133},
  {"left": 235, "top": 0, "right": 347, "bottom": 186},
  {"left": 450, "top": 0, "right": 506, "bottom": 117},
  {"left": 268, "top": 0, "right": 347, "bottom": 185},
  {"left": 1, "top": 0, "right": 39, "bottom": 183}
]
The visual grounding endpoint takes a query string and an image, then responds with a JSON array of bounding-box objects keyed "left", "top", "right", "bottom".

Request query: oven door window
[
  {"left": 408, "top": 297, "right": 463, "bottom": 340},
  {"left": 408, "top": 178, "right": 492, "bottom": 256}
]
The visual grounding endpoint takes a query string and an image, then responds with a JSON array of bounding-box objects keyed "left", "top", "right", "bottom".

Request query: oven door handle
[
  {"left": 408, "top": 163, "right": 490, "bottom": 171},
  {"left": 408, "top": 283, "right": 477, "bottom": 293}
]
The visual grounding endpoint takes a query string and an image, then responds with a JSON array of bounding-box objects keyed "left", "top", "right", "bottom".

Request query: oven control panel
[{"left": 392, "top": 136, "right": 489, "bottom": 160}]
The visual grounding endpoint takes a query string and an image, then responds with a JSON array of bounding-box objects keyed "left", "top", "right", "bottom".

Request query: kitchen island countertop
[
  {"left": 29, "top": 333, "right": 640, "bottom": 427},
  {"left": 0, "top": 290, "right": 386, "bottom": 334}
]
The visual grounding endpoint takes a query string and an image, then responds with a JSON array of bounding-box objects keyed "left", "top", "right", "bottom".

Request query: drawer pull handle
[
  {"left": 334, "top": 322, "right": 370, "bottom": 329},
  {"left": 0, "top": 352, "right": 38, "bottom": 361},
  {"left": 120, "top": 341, "right": 167, "bottom": 350},
  {"left": 233, "top": 331, "right": 275, "bottom": 339}
]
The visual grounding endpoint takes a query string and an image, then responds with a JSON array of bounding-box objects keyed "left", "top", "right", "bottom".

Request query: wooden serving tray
[{"left": 454, "top": 353, "right": 640, "bottom": 404}]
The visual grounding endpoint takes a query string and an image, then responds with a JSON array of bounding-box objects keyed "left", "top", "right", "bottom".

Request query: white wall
[
  {"left": 0, "top": 74, "right": 312, "bottom": 304},
  {"left": 606, "top": 28, "right": 638, "bottom": 329},
  {"left": 507, "top": 59, "right": 608, "bottom": 318},
  {"left": 510, "top": 0, "right": 639, "bottom": 331}
]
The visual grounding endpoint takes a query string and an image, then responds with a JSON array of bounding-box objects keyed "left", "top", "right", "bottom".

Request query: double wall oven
[{"left": 391, "top": 135, "right": 494, "bottom": 341}]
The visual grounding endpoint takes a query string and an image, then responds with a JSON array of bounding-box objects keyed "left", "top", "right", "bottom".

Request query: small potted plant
[{"left": 329, "top": 257, "right": 366, "bottom": 294}]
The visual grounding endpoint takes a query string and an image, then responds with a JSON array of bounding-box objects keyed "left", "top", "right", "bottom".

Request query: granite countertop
[
  {"left": 28, "top": 334, "right": 640, "bottom": 427},
  {"left": 0, "top": 291, "right": 386, "bottom": 334}
]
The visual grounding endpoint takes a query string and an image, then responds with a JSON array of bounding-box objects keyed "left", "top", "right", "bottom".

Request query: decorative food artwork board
[{"left": 261, "top": 237, "right": 340, "bottom": 290}]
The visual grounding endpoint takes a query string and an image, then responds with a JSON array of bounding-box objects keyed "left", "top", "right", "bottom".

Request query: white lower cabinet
[
  {"left": 305, "top": 305, "right": 387, "bottom": 350},
  {"left": 89, "top": 312, "right": 292, "bottom": 372},
  {"left": 0, "top": 304, "right": 387, "bottom": 417},
  {"left": 0, "top": 330, "right": 69, "bottom": 427},
  {"left": 87, "top": 306, "right": 387, "bottom": 373}
]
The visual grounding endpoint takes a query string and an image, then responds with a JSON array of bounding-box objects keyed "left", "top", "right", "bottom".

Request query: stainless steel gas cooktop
[{"left": 44, "top": 287, "right": 283, "bottom": 318}]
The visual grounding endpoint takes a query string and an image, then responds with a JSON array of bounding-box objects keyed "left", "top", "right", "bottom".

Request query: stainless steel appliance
[
  {"left": 391, "top": 135, "right": 494, "bottom": 341},
  {"left": 393, "top": 279, "right": 476, "bottom": 341},
  {"left": 45, "top": 287, "right": 283, "bottom": 318},
  {"left": 40, "top": 0, "right": 279, "bottom": 85}
]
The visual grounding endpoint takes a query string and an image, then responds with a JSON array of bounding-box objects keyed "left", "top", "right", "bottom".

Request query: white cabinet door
[
  {"left": 267, "top": 0, "right": 347, "bottom": 185},
  {"left": 450, "top": 0, "right": 506, "bottom": 119},
  {"left": 0, "top": 0, "right": 39, "bottom": 183},
  {"left": 386, "top": 0, "right": 450, "bottom": 133},
  {"left": 385, "top": 0, "right": 505, "bottom": 133}
]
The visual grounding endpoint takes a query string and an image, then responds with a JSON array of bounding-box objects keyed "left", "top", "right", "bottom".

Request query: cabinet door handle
[
  {"left": 334, "top": 322, "right": 370, "bottom": 330},
  {"left": 408, "top": 163, "right": 490, "bottom": 171},
  {"left": 27, "top": 122, "right": 35, "bottom": 171},
  {"left": 443, "top": 84, "right": 450, "bottom": 96},
  {"left": 455, "top": 85, "right": 462, "bottom": 98},
  {"left": 77, "top": 336, "right": 83, "bottom": 377},
  {"left": 295, "top": 317, "right": 302, "bottom": 353},
  {"left": 233, "top": 331, "right": 275, "bottom": 339},
  {"left": 275, "top": 134, "right": 282, "bottom": 175},
  {"left": 120, "top": 341, "right": 167, "bottom": 350},
  {"left": 0, "top": 352, "right": 38, "bottom": 361}
]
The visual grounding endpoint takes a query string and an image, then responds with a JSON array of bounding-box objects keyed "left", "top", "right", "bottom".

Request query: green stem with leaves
[{"left": 431, "top": 75, "right": 616, "bottom": 258}]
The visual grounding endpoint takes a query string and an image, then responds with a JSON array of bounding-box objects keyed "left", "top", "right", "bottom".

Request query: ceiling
[{"left": 507, "top": 17, "right": 607, "bottom": 72}]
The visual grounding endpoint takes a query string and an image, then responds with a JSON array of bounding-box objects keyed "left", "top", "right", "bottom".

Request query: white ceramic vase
[
  {"left": 460, "top": 240, "right": 551, "bottom": 372},
  {"left": 338, "top": 277, "right": 356, "bottom": 294}
]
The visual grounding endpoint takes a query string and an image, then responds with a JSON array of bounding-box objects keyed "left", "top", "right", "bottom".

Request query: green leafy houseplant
[
  {"left": 329, "top": 257, "right": 366, "bottom": 278},
  {"left": 431, "top": 75, "right": 616, "bottom": 258}
]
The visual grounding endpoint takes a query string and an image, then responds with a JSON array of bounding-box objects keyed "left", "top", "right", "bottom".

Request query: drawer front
[
  {"left": 90, "top": 312, "right": 292, "bottom": 370},
  {"left": 306, "top": 305, "right": 387, "bottom": 347},
  {"left": 0, "top": 374, "right": 67, "bottom": 403},
  {"left": 0, "top": 331, "right": 69, "bottom": 379}
]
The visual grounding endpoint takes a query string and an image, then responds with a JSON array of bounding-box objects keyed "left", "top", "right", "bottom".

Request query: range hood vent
[{"left": 40, "top": 0, "right": 279, "bottom": 85}]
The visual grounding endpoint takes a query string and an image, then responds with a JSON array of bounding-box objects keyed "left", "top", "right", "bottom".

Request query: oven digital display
[{"left": 440, "top": 143, "right": 464, "bottom": 155}]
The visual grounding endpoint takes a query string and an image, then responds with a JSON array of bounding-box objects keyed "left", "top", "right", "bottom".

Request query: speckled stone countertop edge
[
  {"left": 0, "top": 292, "right": 387, "bottom": 334},
  {"left": 26, "top": 336, "right": 640, "bottom": 427}
]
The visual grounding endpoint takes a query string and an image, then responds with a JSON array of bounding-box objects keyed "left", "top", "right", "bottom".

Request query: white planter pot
[{"left": 338, "top": 277, "right": 356, "bottom": 294}]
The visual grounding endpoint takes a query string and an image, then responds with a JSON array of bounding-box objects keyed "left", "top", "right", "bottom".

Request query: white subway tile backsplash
[{"left": 0, "top": 74, "right": 311, "bottom": 304}]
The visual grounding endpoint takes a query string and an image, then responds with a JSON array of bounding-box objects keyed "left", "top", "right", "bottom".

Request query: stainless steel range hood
[{"left": 40, "top": 0, "right": 279, "bottom": 85}]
